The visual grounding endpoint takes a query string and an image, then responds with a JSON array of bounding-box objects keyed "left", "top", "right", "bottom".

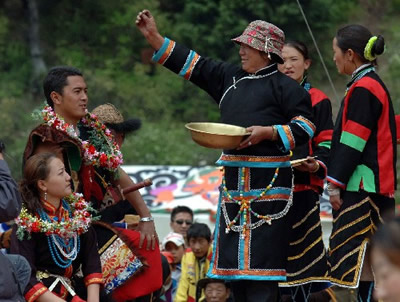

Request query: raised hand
[{"left": 135, "top": 9, "right": 164, "bottom": 50}]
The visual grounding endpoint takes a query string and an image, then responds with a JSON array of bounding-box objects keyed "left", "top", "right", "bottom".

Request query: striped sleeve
[{"left": 151, "top": 37, "right": 238, "bottom": 103}]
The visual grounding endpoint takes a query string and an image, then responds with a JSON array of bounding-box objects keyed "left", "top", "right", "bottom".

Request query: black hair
[
  {"left": 336, "top": 24, "right": 385, "bottom": 64},
  {"left": 370, "top": 217, "right": 400, "bottom": 268},
  {"left": 43, "top": 66, "right": 83, "bottom": 108},
  {"left": 187, "top": 223, "right": 211, "bottom": 242},
  {"left": 285, "top": 40, "right": 310, "bottom": 60},
  {"left": 170, "top": 205, "right": 194, "bottom": 222},
  {"left": 20, "top": 153, "right": 57, "bottom": 214}
]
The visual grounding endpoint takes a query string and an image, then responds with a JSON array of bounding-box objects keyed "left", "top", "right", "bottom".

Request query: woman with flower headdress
[
  {"left": 136, "top": 10, "right": 315, "bottom": 301},
  {"left": 327, "top": 25, "right": 397, "bottom": 301},
  {"left": 10, "top": 152, "right": 103, "bottom": 302}
]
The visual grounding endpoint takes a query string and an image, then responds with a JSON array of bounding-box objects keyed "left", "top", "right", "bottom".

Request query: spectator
[
  {"left": 197, "top": 278, "right": 230, "bottom": 302},
  {"left": 176, "top": 223, "right": 212, "bottom": 302},
  {"left": 0, "top": 140, "right": 31, "bottom": 301},
  {"left": 370, "top": 217, "right": 400, "bottom": 301},
  {"left": 161, "top": 232, "right": 186, "bottom": 301},
  {"left": 170, "top": 205, "right": 194, "bottom": 244}
]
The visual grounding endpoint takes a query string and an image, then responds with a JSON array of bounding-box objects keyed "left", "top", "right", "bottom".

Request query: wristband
[
  {"left": 271, "top": 126, "right": 278, "bottom": 141},
  {"left": 140, "top": 216, "right": 154, "bottom": 222},
  {"left": 310, "top": 161, "right": 320, "bottom": 173}
]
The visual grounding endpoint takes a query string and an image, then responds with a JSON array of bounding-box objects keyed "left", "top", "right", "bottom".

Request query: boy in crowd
[
  {"left": 161, "top": 232, "right": 186, "bottom": 301},
  {"left": 175, "top": 223, "right": 212, "bottom": 302}
]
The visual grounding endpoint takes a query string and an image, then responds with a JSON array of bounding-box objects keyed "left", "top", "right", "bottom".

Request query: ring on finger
[{"left": 248, "top": 141, "right": 252, "bottom": 146}]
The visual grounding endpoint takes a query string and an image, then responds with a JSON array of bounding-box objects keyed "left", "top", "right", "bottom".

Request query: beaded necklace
[
  {"left": 345, "top": 65, "right": 375, "bottom": 96},
  {"left": 41, "top": 105, "right": 123, "bottom": 173},
  {"left": 221, "top": 167, "right": 282, "bottom": 238},
  {"left": 15, "top": 193, "right": 95, "bottom": 240},
  {"left": 37, "top": 201, "right": 80, "bottom": 268}
]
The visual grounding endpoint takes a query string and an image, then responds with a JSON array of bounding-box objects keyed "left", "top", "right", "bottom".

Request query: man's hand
[
  {"left": 135, "top": 10, "right": 164, "bottom": 50},
  {"left": 138, "top": 220, "right": 158, "bottom": 250}
]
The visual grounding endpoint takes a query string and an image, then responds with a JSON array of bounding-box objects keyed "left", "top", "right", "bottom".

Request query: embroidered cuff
[
  {"left": 84, "top": 273, "right": 104, "bottom": 287},
  {"left": 152, "top": 37, "right": 176, "bottom": 65},
  {"left": 276, "top": 125, "right": 295, "bottom": 152},
  {"left": 25, "top": 283, "right": 48, "bottom": 302}
]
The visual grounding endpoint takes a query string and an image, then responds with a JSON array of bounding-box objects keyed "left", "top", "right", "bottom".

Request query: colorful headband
[{"left": 364, "top": 36, "right": 378, "bottom": 61}]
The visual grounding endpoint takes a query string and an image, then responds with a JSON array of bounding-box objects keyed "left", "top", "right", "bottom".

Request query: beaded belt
[
  {"left": 36, "top": 271, "right": 76, "bottom": 297},
  {"left": 216, "top": 153, "right": 292, "bottom": 168}
]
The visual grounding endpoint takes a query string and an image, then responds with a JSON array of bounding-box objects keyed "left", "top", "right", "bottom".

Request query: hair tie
[{"left": 364, "top": 36, "right": 378, "bottom": 61}]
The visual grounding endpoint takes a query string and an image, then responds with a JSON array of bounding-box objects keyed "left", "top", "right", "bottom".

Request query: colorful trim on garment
[
  {"left": 291, "top": 116, "right": 316, "bottom": 138},
  {"left": 209, "top": 205, "right": 286, "bottom": 280},
  {"left": 216, "top": 153, "right": 291, "bottom": 168},
  {"left": 84, "top": 273, "right": 103, "bottom": 286},
  {"left": 276, "top": 125, "right": 295, "bottom": 152},
  {"left": 152, "top": 37, "right": 176, "bottom": 65},
  {"left": 314, "top": 129, "right": 333, "bottom": 146},
  {"left": 25, "top": 283, "right": 48, "bottom": 302},
  {"left": 326, "top": 176, "right": 346, "bottom": 189},
  {"left": 179, "top": 50, "right": 200, "bottom": 80}
]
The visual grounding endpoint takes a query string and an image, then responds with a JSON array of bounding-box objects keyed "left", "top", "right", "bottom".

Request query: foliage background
[{"left": 0, "top": 0, "right": 399, "bottom": 195}]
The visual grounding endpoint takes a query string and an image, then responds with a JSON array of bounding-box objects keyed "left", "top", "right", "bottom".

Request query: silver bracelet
[
  {"left": 327, "top": 184, "right": 340, "bottom": 196},
  {"left": 139, "top": 216, "right": 154, "bottom": 222}
]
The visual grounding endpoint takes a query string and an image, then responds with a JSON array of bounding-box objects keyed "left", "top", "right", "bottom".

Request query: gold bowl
[{"left": 185, "top": 122, "right": 250, "bottom": 149}]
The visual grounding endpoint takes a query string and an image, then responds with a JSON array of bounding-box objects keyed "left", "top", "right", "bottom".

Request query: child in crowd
[
  {"left": 161, "top": 232, "right": 186, "bottom": 302},
  {"left": 175, "top": 223, "right": 212, "bottom": 302}
]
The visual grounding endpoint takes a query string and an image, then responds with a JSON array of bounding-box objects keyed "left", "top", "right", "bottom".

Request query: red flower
[
  {"left": 100, "top": 153, "right": 108, "bottom": 165},
  {"left": 32, "top": 221, "right": 40, "bottom": 232},
  {"left": 88, "top": 145, "right": 96, "bottom": 154}
]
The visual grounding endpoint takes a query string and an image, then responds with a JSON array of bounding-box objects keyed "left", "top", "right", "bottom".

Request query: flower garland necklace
[
  {"left": 15, "top": 193, "right": 97, "bottom": 240},
  {"left": 41, "top": 105, "right": 123, "bottom": 172}
]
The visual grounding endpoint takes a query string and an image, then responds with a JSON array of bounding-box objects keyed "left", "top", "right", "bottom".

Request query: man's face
[
  {"left": 165, "top": 241, "right": 185, "bottom": 264},
  {"left": 204, "top": 282, "right": 230, "bottom": 302},
  {"left": 170, "top": 212, "right": 193, "bottom": 238},
  {"left": 53, "top": 75, "right": 88, "bottom": 123},
  {"left": 189, "top": 237, "right": 210, "bottom": 259}
]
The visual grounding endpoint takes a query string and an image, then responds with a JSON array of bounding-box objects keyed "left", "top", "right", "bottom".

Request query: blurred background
[{"left": 0, "top": 0, "right": 398, "bottom": 203}]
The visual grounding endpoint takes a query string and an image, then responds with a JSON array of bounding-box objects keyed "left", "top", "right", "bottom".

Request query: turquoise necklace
[{"left": 38, "top": 200, "right": 81, "bottom": 269}]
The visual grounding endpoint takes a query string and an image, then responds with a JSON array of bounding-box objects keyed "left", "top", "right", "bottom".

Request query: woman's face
[
  {"left": 239, "top": 43, "right": 269, "bottom": 73},
  {"left": 372, "top": 247, "right": 400, "bottom": 302},
  {"left": 278, "top": 45, "right": 310, "bottom": 83},
  {"left": 39, "top": 157, "right": 72, "bottom": 201},
  {"left": 332, "top": 37, "right": 350, "bottom": 75}
]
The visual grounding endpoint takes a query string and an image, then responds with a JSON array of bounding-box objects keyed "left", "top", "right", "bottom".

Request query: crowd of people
[{"left": 0, "top": 7, "right": 398, "bottom": 302}]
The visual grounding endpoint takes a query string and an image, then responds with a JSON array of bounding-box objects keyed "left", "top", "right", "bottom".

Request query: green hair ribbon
[{"left": 364, "top": 36, "right": 378, "bottom": 61}]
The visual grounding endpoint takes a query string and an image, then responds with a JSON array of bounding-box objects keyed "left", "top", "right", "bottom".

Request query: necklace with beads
[
  {"left": 15, "top": 193, "right": 96, "bottom": 241},
  {"left": 37, "top": 200, "right": 80, "bottom": 268},
  {"left": 41, "top": 105, "right": 123, "bottom": 173},
  {"left": 221, "top": 166, "right": 291, "bottom": 238}
]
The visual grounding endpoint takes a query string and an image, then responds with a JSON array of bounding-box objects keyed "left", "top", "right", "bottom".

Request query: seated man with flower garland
[
  {"left": 22, "top": 66, "right": 161, "bottom": 300},
  {"left": 11, "top": 152, "right": 103, "bottom": 301}
]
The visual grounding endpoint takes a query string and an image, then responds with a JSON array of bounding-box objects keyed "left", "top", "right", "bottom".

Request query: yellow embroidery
[{"left": 288, "top": 236, "right": 322, "bottom": 261}]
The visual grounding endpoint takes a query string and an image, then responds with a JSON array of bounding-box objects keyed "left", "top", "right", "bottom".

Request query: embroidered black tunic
[{"left": 153, "top": 38, "right": 315, "bottom": 281}]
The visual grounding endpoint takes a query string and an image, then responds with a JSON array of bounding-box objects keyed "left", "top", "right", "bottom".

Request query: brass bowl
[{"left": 185, "top": 122, "right": 250, "bottom": 149}]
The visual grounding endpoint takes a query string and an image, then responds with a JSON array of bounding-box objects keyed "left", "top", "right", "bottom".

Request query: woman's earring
[{"left": 44, "top": 192, "right": 47, "bottom": 201}]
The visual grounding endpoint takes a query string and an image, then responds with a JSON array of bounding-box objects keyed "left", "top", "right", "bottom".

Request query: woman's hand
[
  {"left": 295, "top": 156, "right": 319, "bottom": 173},
  {"left": 237, "top": 126, "right": 272, "bottom": 150},
  {"left": 135, "top": 10, "right": 164, "bottom": 50}
]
